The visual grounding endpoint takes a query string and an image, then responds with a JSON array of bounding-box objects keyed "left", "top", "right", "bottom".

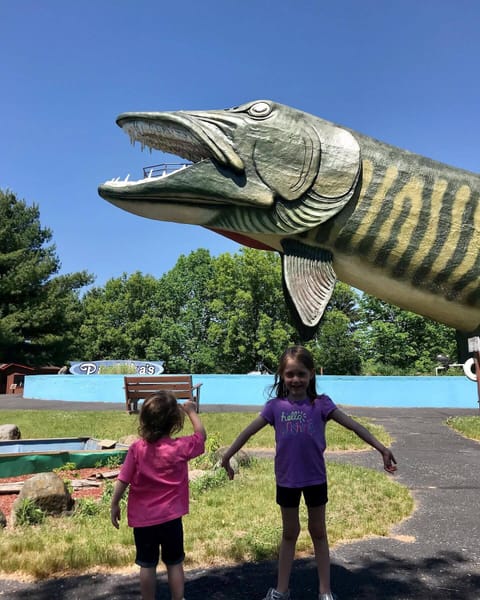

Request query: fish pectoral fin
[{"left": 281, "top": 239, "right": 336, "bottom": 328}]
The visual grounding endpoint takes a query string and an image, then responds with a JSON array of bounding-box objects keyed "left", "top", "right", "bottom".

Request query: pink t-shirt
[
  {"left": 118, "top": 431, "right": 205, "bottom": 527},
  {"left": 261, "top": 395, "right": 337, "bottom": 488}
]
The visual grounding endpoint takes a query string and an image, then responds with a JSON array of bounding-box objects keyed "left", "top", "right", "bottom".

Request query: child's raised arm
[
  {"left": 182, "top": 401, "right": 207, "bottom": 440},
  {"left": 221, "top": 415, "right": 268, "bottom": 479},
  {"left": 330, "top": 409, "right": 397, "bottom": 473}
]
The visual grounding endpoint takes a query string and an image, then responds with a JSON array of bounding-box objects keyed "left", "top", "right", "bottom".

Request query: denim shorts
[
  {"left": 276, "top": 483, "right": 328, "bottom": 508},
  {"left": 133, "top": 517, "right": 185, "bottom": 567}
]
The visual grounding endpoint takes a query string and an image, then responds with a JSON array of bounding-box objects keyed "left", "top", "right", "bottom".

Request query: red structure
[{"left": 0, "top": 363, "right": 59, "bottom": 395}]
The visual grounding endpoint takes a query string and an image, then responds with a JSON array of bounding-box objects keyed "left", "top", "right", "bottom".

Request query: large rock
[
  {"left": 215, "top": 447, "right": 252, "bottom": 468},
  {"left": 11, "top": 472, "right": 74, "bottom": 525},
  {"left": 118, "top": 434, "right": 138, "bottom": 446},
  {"left": 189, "top": 469, "right": 207, "bottom": 482},
  {"left": 0, "top": 424, "right": 21, "bottom": 440}
]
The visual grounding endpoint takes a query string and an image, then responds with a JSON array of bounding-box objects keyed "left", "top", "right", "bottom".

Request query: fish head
[{"left": 98, "top": 100, "right": 361, "bottom": 247}]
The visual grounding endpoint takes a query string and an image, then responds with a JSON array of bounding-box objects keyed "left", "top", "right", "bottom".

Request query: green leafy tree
[
  {"left": 0, "top": 189, "right": 93, "bottom": 365},
  {"left": 155, "top": 249, "right": 217, "bottom": 372},
  {"left": 303, "top": 283, "right": 362, "bottom": 375},
  {"left": 355, "top": 294, "right": 457, "bottom": 374},
  {"left": 325, "top": 281, "right": 359, "bottom": 323},
  {"left": 78, "top": 251, "right": 218, "bottom": 371},
  {"left": 206, "top": 249, "right": 296, "bottom": 373},
  {"left": 78, "top": 272, "right": 164, "bottom": 361},
  {"left": 77, "top": 249, "right": 364, "bottom": 375}
]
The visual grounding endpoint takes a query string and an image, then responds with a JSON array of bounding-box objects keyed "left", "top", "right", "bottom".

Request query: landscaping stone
[
  {"left": 118, "top": 434, "right": 138, "bottom": 445},
  {"left": 215, "top": 447, "right": 251, "bottom": 468},
  {"left": 189, "top": 469, "right": 207, "bottom": 481},
  {"left": 11, "top": 472, "right": 74, "bottom": 525},
  {"left": 0, "top": 424, "right": 21, "bottom": 440}
]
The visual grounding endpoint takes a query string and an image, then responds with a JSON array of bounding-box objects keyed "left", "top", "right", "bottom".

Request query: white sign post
[
  {"left": 467, "top": 337, "right": 480, "bottom": 411},
  {"left": 467, "top": 336, "right": 480, "bottom": 353}
]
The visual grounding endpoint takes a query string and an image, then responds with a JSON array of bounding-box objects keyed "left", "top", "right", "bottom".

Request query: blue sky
[{"left": 1, "top": 1, "right": 479, "bottom": 289}]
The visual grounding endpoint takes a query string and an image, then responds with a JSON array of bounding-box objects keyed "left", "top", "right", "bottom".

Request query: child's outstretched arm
[
  {"left": 182, "top": 400, "right": 207, "bottom": 440},
  {"left": 221, "top": 415, "right": 268, "bottom": 479},
  {"left": 330, "top": 409, "right": 397, "bottom": 473},
  {"left": 110, "top": 479, "right": 129, "bottom": 529}
]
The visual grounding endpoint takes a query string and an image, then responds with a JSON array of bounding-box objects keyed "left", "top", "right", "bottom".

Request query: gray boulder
[
  {"left": 11, "top": 472, "right": 74, "bottom": 526},
  {"left": 0, "top": 424, "right": 21, "bottom": 440},
  {"left": 118, "top": 434, "right": 138, "bottom": 446},
  {"left": 215, "top": 447, "right": 252, "bottom": 468}
]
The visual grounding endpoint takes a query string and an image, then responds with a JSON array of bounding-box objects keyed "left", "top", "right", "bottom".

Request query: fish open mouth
[
  {"left": 104, "top": 161, "right": 193, "bottom": 188},
  {"left": 101, "top": 111, "right": 245, "bottom": 190}
]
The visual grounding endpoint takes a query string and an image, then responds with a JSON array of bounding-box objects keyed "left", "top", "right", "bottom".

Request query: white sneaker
[
  {"left": 263, "top": 588, "right": 291, "bottom": 600},
  {"left": 319, "top": 593, "right": 336, "bottom": 600}
]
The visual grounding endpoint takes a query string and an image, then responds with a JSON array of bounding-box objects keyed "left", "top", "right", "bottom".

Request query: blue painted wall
[{"left": 23, "top": 374, "right": 478, "bottom": 409}]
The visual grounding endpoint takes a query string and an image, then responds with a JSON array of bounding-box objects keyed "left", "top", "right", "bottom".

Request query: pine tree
[{"left": 0, "top": 189, "right": 93, "bottom": 366}]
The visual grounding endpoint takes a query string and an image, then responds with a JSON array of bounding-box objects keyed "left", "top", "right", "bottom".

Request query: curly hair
[
  {"left": 138, "top": 391, "right": 185, "bottom": 443},
  {"left": 270, "top": 345, "right": 318, "bottom": 400}
]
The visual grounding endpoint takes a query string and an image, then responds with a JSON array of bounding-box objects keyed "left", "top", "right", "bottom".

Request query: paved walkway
[{"left": 0, "top": 399, "right": 479, "bottom": 598}]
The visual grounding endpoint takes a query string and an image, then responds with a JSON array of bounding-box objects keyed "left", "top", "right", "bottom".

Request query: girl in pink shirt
[
  {"left": 111, "top": 391, "right": 206, "bottom": 600},
  {"left": 222, "top": 346, "right": 397, "bottom": 600}
]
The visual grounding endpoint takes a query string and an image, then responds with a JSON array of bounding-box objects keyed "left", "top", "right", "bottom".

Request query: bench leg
[
  {"left": 193, "top": 394, "right": 200, "bottom": 413},
  {"left": 126, "top": 400, "right": 138, "bottom": 414}
]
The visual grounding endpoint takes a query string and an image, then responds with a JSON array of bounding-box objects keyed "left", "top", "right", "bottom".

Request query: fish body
[{"left": 98, "top": 100, "right": 480, "bottom": 336}]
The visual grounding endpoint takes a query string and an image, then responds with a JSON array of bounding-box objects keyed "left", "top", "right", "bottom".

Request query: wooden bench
[{"left": 124, "top": 375, "right": 202, "bottom": 414}]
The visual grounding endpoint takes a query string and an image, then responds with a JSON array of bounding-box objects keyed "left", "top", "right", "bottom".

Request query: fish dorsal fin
[{"left": 281, "top": 239, "right": 337, "bottom": 329}]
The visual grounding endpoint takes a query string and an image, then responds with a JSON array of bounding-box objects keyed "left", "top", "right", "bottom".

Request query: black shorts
[
  {"left": 133, "top": 517, "right": 185, "bottom": 568},
  {"left": 276, "top": 483, "right": 328, "bottom": 508}
]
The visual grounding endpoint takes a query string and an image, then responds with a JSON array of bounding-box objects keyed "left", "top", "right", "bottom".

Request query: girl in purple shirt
[
  {"left": 222, "top": 346, "right": 396, "bottom": 600},
  {"left": 111, "top": 391, "right": 206, "bottom": 600}
]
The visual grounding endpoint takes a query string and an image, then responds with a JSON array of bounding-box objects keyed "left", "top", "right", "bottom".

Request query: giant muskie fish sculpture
[{"left": 98, "top": 100, "right": 479, "bottom": 341}]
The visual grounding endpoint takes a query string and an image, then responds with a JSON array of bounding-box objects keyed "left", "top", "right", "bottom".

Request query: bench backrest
[{"left": 124, "top": 375, "right": 197, "bottom": 402}]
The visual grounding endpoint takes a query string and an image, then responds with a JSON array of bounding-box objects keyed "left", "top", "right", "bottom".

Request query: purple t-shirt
[{"left": 261, "top": 395, "right": 337, "bottom": 488}]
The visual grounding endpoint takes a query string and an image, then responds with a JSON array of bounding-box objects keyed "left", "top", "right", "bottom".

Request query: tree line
[{"left": 0, "top": 189, "right": 457, "bottom": 375}]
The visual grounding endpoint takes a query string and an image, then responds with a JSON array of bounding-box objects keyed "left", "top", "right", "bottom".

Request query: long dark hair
[
  {"left": 270, "top": 345, "right": 318, "bottom": 400},
  {"left": 138, "top": 391, "right": 184, "bottom": 443}
]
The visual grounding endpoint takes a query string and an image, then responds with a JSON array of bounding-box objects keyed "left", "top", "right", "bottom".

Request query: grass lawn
[
  {"left": 0, "top": 410, "right": 391, "bottom": 451},
  {"left": 446, "top": 415, "right": 480, "bottom": 441},
  {"left": 0, "top": 409, "right": 413, "bottom": 579}
]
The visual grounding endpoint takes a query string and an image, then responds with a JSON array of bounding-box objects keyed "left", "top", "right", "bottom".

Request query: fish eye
[{"left": 248, "top": 102, "right": 272, "bottom": 118}]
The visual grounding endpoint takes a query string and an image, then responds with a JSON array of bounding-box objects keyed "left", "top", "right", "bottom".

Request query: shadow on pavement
[{"left": 1, "top": 551, "right": 479, "bottom": 599}]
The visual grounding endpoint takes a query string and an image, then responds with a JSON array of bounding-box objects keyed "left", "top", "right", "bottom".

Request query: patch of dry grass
[{"left": 446, "top": 416, "right": 480, "bottom": 442}]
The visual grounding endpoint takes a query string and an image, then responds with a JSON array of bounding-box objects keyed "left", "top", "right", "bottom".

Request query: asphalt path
[{"left": 0, "top": 397, "right": 479, "bottom": 599}]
